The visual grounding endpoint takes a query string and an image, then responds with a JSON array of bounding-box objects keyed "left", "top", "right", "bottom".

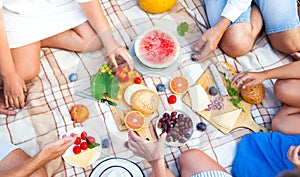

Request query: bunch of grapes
[
  {"left": 99, "top": 64, "right": 113, "bottom": 75},
  {"left": 157, "top": 111, "right": 193, "bottom": 143}
]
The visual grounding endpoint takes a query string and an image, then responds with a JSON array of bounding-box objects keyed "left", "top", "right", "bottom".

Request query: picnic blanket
[{"left": 0, "top": 0, "right": 294, "bottom": 176}]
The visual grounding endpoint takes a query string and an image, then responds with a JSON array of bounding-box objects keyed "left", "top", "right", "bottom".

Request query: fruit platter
[
  {"left": 129, "top": 27, "right": 182, "bottom": 76},
  {"left": 61, "top": 127, "right": 101, "bottom": 168},
  {"left": 155, "top": 109, "right": 195, "bottom": 147}
]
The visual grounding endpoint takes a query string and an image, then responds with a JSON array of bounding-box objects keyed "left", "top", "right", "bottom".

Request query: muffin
[{"left": 241, "top": 80, "right": 265, "bottom": 104}]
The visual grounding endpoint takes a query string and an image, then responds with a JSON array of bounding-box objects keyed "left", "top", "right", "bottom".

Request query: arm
[
  {"left": 232, "top": 61, "right": 300, "bottom": 88},
  {"left": 127, "top": 130, "right": 173, "bottom": 177},
  {"left": 0, "top": 137, "right": 75, "bottom": 177},
  {"left": 0, "top": 8, "right": 26, "bottom": 111},
  {"left": 192, "top": 0, "right": 252, "bottom": 60},
  {"left": 149, "top": 158, "right": 168, "bottom": 177},
  {"left": 77, "top": 0, "right": 133, "bottom": 69}
]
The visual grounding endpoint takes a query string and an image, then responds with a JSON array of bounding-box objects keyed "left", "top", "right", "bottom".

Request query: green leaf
[
  {"left": 88, "top": 143, "right": 100, "bottom": 149},
  {"left": 177, "top": 22, "right": 189, "bottom": 37},
  {"left": 90, "top": 72, "right": 120, "bottom": 100}
]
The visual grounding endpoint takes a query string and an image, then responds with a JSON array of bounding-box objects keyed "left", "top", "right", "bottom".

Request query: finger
[
  {"left": 62, "top": 136, "right": 76, "bottom": 147},
  {"left": 159, "top": 132, "right": 167, "bottom": 143},
  {"left": 4, "top": 94, "right": 9, "bottom": 108},
  {"left": 192, "top": 38, "right": 206, "bottom": 51},
  {"left": 13, "top": 97, "right": 20, "bottom": 109},
  {"left": 292, "top": 145, "right": 300, "bottom": 158},
  {"left": 118, "top": 51, "right": 134, "bottom": 69},
  {"left": 8, "top": 97, "right": 15, "bottom": 109},
  {"left": 108, "top": 54, "right": 118, "bottom": 69},
  {"left": 0, "top": 107, "right": 16, "bottom": 116},
  {"left": 287, "top": 146, "right": 295, "bottom": 160},
  {"left": 128, "top": 130, "right": 145, "bottom": 143},
  {"left": 23, "top": 84, "right": 27, "bottom": 93},
  {"left": 19, "top": 93, "right": 25, "bottom": 108},
  {"left": 231, "top": 73, "right": 246, "bottom": 84}
]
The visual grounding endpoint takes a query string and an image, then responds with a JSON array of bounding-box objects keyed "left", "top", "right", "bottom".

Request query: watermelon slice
[{"left": 134, "top": 27, "right": 180, "bottom": 69}]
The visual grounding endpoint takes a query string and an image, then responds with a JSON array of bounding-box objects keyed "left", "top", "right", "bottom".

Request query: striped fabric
[
  {"left": 192, "top": 170, "right": 232, "bottom": 177},
  {"left": 0, "top": 0, "right": 293, "bottom": 176}
]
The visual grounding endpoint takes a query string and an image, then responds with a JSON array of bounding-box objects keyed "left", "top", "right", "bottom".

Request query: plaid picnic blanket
[{"left": 0, "top": 0, "right": 294, "bottom": 176}]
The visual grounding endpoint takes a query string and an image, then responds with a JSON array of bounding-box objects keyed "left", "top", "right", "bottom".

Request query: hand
[
  {"left": 38, "top": 136, "right": 76, "bottom": 163},
  {"left": 287, "top": 145, "right": 300, "bottom": 170},
  {"left": 231, "top": 72, "right": 266, "bottom": 89},
  {"left": 107, "top": 46, "right": 134, "bottom": 70},
  {"left": 192, "top": 25, "right": 225, "bottom": 61},
  {"left": 2, "top": 73, "right": 27, "bottom": 109},
  {"left": 128, "top": 130, "right": 166, "bottom": 162}
]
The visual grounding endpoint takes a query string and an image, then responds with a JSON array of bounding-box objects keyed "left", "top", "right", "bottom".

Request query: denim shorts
[
  {"left": 202, "top": 0, "right": 300, "bottom": 34},
  {"left": 0, "top": 138, "right": 17, "bottom": 160}
]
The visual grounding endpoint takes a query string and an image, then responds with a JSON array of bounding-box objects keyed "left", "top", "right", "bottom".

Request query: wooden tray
[
  {"left": 108, "top": 70, "right": 158, "bottom": 141},
  {"left": 182, "top": 69, "right": 268, "bottom": 134}
]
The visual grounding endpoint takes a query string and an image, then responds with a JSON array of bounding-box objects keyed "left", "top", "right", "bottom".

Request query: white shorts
[{"left": 0, "top": 138, "right": 17, "bottom": 160}]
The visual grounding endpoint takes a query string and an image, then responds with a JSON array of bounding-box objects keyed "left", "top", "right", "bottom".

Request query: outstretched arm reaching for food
[
  {"left": 0, "top": 136, "right": 75, "bottom": 177},
  {"left": 231, "top": 61, "right": 300, "bottom": 88},
  {"left": 78, "top": 0, "right": 133, "bottom": 69},
  {"left": 192, "top": 0, "right": 252, "bottom": 61},
  {"left": 127, "top": 130, "right": 175, "bottom": 177}
]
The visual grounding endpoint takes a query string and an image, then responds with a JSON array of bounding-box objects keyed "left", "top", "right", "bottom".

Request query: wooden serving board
[
  {"left": 182, "top": 69, "right": 268, "bottom": 134},
  {"left": 108, "top": 70, "right": 158, "bottom": 141}
]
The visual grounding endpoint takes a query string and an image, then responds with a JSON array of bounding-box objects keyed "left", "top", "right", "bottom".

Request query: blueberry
[
  {"left": 196, "top": 122, "right": 207, "bottom": 131},
  {"left": 156, "top": 84, "right": 166, "bottom": 92},
  {"left": 191, "top": 51, "right": 200, "bottom": 62},
  {"left": 208, "top": 86, "right": 218, "bottom": 96},
  {"left": 68, "top": 73, "right": 78, "bottom": 82},
  {"left": 101, "top": 138, "right": 110, "bottom": 148}
]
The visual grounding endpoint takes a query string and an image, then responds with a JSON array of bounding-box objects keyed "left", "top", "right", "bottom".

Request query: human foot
[{"left": 0, "top": 92, "right": 16, "bottom": 116}]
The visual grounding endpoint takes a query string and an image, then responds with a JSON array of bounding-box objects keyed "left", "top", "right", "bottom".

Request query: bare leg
[
  {"left": 41, "top": 21, "right": 103, "bottom": 52},
  {"left": 180, "top": 149, "right": 229, "bottom": 177},
  {"left": 149, "top": 169, "right": 175, "bottom": 177},
  {"left": 271, "top": 105, "right": 300, "bottom": 134},
  {"left": 0, "top": 148, "right": 47, "bottom": 177},
  {"left": 220, "top": 4, "right": 263, "bottom": 57},
  {"left": 274, "top": 79, "right": 300, "bottom": 107},
  {"left": 0, "top": 42, "right": 41, "bottom": 115},
  {"left": 272, "top": 79, "right": 300, "bottom": 134},
  {"left": 268, "top": 28, "right": 300, "bottom": 55}
]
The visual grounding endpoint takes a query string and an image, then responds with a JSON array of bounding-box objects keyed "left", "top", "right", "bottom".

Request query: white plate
[
  {"left": 155, "top": 109, "right": 194, "bottom": 147},
  {"left": 89, "top": 158, "right": 145, "bottom": 177},
  {"left": 129, "top": 40, "right": 182, "bottom": 77},
  {"left": 61, "top": 127, "right": 102, "bottom": 168}
]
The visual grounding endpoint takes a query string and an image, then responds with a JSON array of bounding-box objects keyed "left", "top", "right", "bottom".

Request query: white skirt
[{"left": 2, "top": 0, "right": 88, "bottom": 48}]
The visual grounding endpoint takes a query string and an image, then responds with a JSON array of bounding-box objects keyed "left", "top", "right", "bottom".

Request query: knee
[
  {"left": 180, "top": 149, "right": 202, "bottom": 166},
  {"left": 22, "top": 66, "right": 40, "bottom": 83},
  {"left": 274, "top": 79, "right": 289, "bottom": 102},
  {"left": 220, "top": 31, "right": 254, "bottom": 58},
  {"left": 271, "top": 116, "right": 281, "bottom": 132}
]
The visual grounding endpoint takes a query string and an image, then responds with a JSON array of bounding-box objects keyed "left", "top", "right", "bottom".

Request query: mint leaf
[
  {"left": 177, "top": 22, "right": 189, "bottom": 37},
  {"left": 88, "top": 143, "right": 100, "bottom": 149}
]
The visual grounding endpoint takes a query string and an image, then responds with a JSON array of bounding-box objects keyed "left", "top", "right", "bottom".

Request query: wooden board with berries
[{"left": 182, "top": 67, "right": 268, "bottom": 134}]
